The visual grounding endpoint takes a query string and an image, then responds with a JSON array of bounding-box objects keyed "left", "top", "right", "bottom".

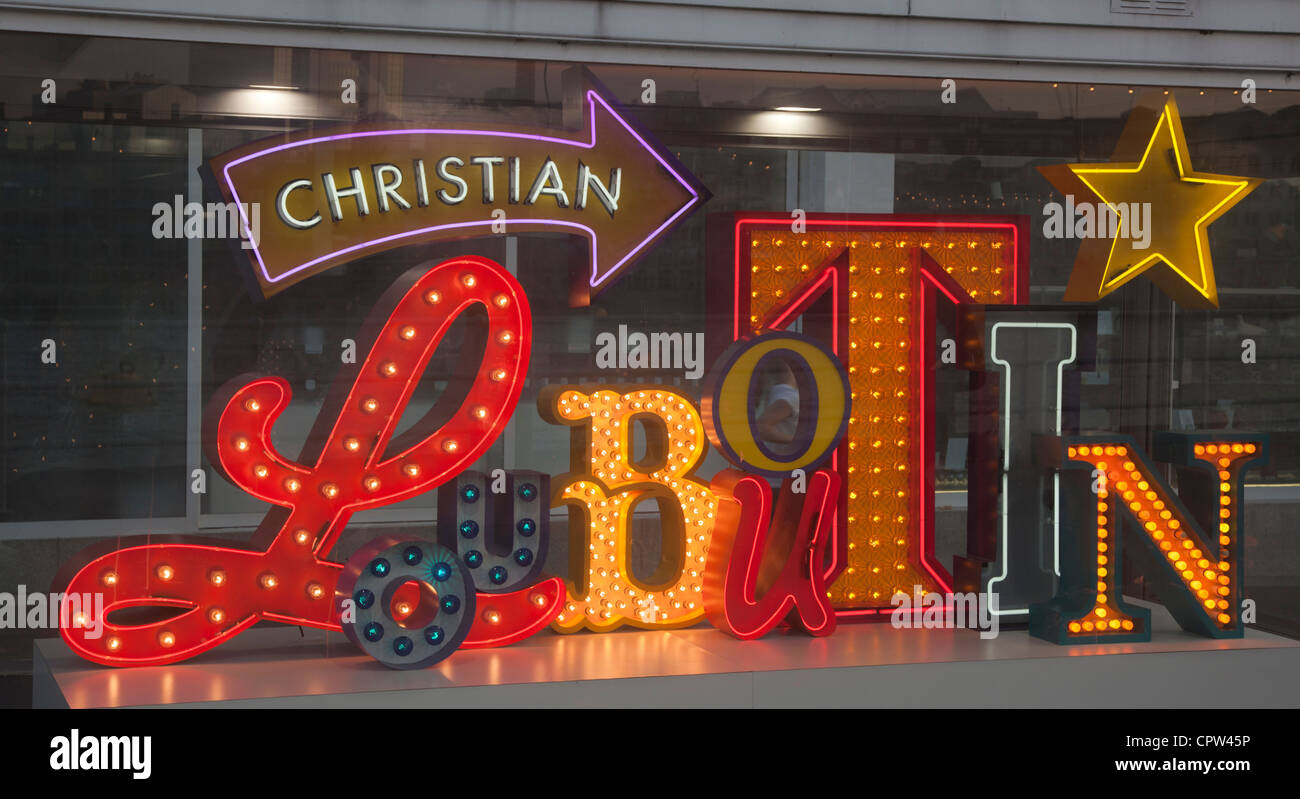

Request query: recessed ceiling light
[{"left": 774, "top": 106, "right": 821, "bottom": 113}]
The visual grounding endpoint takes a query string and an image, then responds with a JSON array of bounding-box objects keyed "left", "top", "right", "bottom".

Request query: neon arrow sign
[{"left": 208, "top": 70, "right": 707, "bottom": 301}]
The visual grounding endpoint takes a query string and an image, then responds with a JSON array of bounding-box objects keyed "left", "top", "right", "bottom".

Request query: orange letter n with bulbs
[{"left": 1031, "top": 434, "right": 1267, "bottom": 644}]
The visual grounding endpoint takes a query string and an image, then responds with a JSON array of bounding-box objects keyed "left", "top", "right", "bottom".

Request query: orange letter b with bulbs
[{"left": 539, "top": 386, "right": 717, "bottom": 631}]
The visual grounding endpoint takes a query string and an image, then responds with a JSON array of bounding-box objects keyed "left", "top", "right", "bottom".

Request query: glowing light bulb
[
  {"left": 321, "top": 482, "right": 339, "bottom": 498},
  {"left": 497, "top": 331, "right": 514, "bottom": 345},
  {"left": 209, "top": 569, "right": 226, "bottom": 586},
  {"left": 493, "top": 294, "right": 509, "bottom": 308},
  {"left": 400, "top": 325, "right": 417, "bottom": 340},
  {"left": 306, "top": 582, "right": 325, "bottom": 599},
  {"left": 483, "top": 609, "right": 501, "bottom": 624},
  {"left": 102, "top": 571, "right": 118, "bottom": 587},
  {"left": 294, "top": 529, "right": 312, "bottom": 545},
  {"left": 361, "top": 398, "right": 379, "bottom": 413},
  {"left": 159, "top": 631, "right": 176, "bottom": 648},
  {"left": 531, "top": 592, "right": 548, "bottom": 607},
  {"left": 284, "top": 477, "right": 301, "bottom": 493},
  {"left": 156, "top": 564, "right": 174, "bottom": 581},
  {"left": 209, "top": 608, "right": 225, "bottom": 624},
  {"left": 260, "top": 573, "right": 278, "bottom": 589},
  {"left": 442, "top": 439, "right": 459, "bottom": 453},
  {"left": 460, "top": 273, "right": 477, "bottom": 288},
  {"left": 253, "top": 464, "right": 269, "bottom": 478},
  {"left": 381, "top": 361, "right": 399, "bottom": 377},
  {"left": 106, "top": 637, "right": 121, "bottom": 651},
  {"left": 344, "top": 437, "right": 361, "bottom": 452},
  {"left": 472, "top": 406, "right": 489, "bottom": 420},
  {"left": 424, "top": 289, "right": 441, "bottom": 304},
  {"left": 491, "top": 368, "right": 507, "bottom": 382},
  {"left": 243, "top": 398, "right": 261, "bottom": 412},
  {"left": 403, "top": 463, "right": 420, "bottom": 477},
  {"left": 234, "top": 437, "right": 250, "bottom": 452},
  {"left": 364, "top": 476, "right": 381, "bottom": 492}
]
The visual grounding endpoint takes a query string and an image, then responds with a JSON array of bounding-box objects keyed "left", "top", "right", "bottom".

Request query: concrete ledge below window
[{"left": 32, "top": 600, "right": 1300, "bottom": 708}]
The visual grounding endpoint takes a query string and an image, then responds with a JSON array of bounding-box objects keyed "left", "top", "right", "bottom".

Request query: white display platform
[{"left": 33, "top": 602, "right": 1300, "bottom": 708}]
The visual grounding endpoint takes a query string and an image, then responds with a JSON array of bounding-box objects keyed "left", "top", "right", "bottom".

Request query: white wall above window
[{"left": 1, "top": 1, "right": 1298, "bottom": 88}]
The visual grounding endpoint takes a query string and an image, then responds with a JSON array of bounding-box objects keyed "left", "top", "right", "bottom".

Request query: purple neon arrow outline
[{"left": 220, "top": 90, "right": 701, "bottom": 291}]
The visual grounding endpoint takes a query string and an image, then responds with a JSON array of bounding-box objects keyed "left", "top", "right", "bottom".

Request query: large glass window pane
[{"left": 0, "top": 120, "right": 188, "bottom": 522}]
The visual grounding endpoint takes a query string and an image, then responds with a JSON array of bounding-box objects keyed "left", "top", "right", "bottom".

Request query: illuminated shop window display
[{"left": 1, "top": 30, "right": 1299, "bottom": 707}]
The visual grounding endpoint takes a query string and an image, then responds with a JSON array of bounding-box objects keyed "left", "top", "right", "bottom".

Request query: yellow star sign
[{"left": 1039, "top": 95, "right": 1259, "bottom": 308}]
